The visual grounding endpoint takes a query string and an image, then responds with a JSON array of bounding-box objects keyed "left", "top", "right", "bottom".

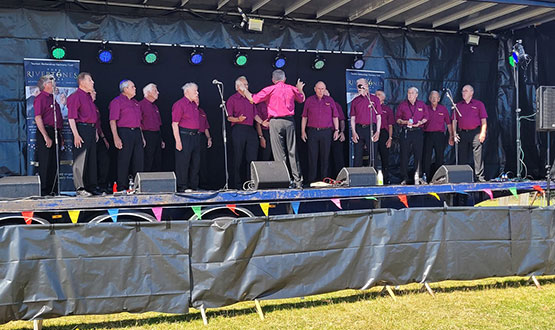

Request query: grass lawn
[{"left": 1, "top": 276, "right": 554, "bottom": 329}]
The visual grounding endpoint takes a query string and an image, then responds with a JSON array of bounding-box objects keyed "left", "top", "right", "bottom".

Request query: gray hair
[
  {"left": 235, "top": 76, "right": 247, "bottom": 89},
  {"left": 272, "top": 69, "right": 286, "bottom": 82},
  {"left": 356, "top": 78, "right": 368, "bottom": 85},
  {"left": 315, "top": 81, "right": 326, "bottom": 88},
  {"left": 119, "top": 80, "right": 132, "bottom": 93},
  {"left": 408, "top": 86, "right": 419, "bottom": 94},
  {"left": 429, "top": 90, "right": 440, "bottom": 97},
  {"left": 463, "top": 84, "right": 474, "bottom": 93},
  {"left": 37, "top": 74, "right": 55, "bottom": 91},
  {"left": 143, "top": 83, "right": 157, "bottom": 96},
  {"left": 182, "top": 82, "right": 198, "bottom": 93}
]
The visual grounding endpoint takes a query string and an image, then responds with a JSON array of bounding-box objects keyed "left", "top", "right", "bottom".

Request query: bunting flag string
[
  {"left": 509, "top": 187, "right": 518, "bottom": 199},
  {"left": 68, "top": 210, "right": 80, "bottom": 224},
  {"left": 483, "top": 189, "right": 494, "bottom": 200},
  {"left": 428, "top": 192, "right": 440, "bottom": 200},
  {"left": 331, "top": 198, "right": 342, "bottom": 209},
  {"left": 291, "top": 201, "right": 300, "bottom": 215},
  {"left": 398, "top": 195, "right": 408, "bottom": 208},
  {"left": 152, "top": 207, "right": 163, "bottom": 222},
  {"left": 226, "top": 204, "right": 239, "bottom": 216},
  {"left": 108, "top": 209, "right": 119, "bottom": 222},
  {"left": 532, "top": 185, "right": 544, "bottom": 195},
  {"left": 260, "top": 203, "right": 270, "bottom": 216},
  {"left": 21, "top": 211, "right": 33, "bottom": 225},
  {"left": 191, "top": 206, "right": 202, "bottom": 220},
  {"left": 365, "top": 197, "right": 377, "bottom": 201}
]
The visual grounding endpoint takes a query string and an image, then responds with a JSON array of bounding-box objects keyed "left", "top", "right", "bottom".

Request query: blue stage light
[
  {"left": 98, "top": 49, "right": 113, "bottom": 64},
  {"left": 352, "top": 55, "right": 365, "bottom": 69},
  {"left": 273, "top": 53, "right": 286, "bottom": 69},
  {"left": 190, "top": 50, "right": 204, "bottom": 65}
]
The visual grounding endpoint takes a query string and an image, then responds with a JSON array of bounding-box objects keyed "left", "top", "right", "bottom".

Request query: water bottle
[
  {"left": 377, "top": 170, "right": 384, "bottom": 186},
  {"left": 414, "top": 172, "right": 420, "bottom": 185},
  {"left": 422, "top": 173, "right": 427, "bottom": 184},
  {"left": 408, "top": 118, "right": 413, "bottom": 129},
  {"left": 128, "top": 177, "right": 134, "bottom": 191}
]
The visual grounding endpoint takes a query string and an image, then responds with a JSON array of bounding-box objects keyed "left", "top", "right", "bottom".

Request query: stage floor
[{"left": 0, "top": 180, "right": 549, "bottom": 213}]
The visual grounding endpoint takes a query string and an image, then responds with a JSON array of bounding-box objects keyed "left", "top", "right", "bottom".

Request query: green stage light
[
  {"left": 51, "top": 45, "right": 66, "bottom": 60},
  {"left": 143, "top": 48, "right": 159, "bottom": 64},
  {"left": 234, "top": 52, "right": 248, "bottom": 67},
  {"left": 312, "top": 55, "right": 325, "bottom": 70}
]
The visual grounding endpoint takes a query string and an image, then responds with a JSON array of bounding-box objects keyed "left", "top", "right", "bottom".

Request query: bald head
[
  {"left": 314, "top": 81, "right": 326, "bottom": 98},
  {"left": 462, "top": 85, "right": 474, "bottom": 103}
]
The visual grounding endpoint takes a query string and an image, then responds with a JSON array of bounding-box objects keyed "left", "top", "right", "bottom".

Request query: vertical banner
[
  {"left": 345, "top": 69, "right": 385, "bottom": 166},
  {"left": 24, "top": 58, "right": 80, "bottom": 192}
]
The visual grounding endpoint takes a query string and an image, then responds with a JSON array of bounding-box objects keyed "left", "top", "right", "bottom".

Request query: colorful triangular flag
[
  {"left": 260, "top": 203, "right": 270, "bottom": 216},
  {"left": 398, "top": 195, "right": 408, "bottom": 208},
  {"left": 22, "top": 211, "right": 33, "bottom": 225},
  {"left": 509, "top": 187, "right": 518, "bottom": 199},
  {"left": 108, "top": 209, "right": 119, "bottom": 222},
  {"left": 428, "top": 192, "right": 440, "bottom": 200},
  {"left": 483, "top": 189, "right": 494, "bottom": 200},
  {"left": 365, "top": 196, "right": 377, "bottom": 201},
  {"left": 291, "top": 201, "right": 300, "bottom": 214},
  {"left": 226, "top": 204, "right": 239, "bottom": 216},
  {"left": 152, "top": 207, "right": 163, "bottom": 222},
  {"left": 68, "top": 210, "right": 80, "bottom": 224},
  {"left": 331, "top": 198, "right": 342, "bottom": 209},
  {"left": 533, "top": 185, "right": 544, "bottom": 195},
  {"left": 191, "top": 206, "right": 202, "bottom": 220}
]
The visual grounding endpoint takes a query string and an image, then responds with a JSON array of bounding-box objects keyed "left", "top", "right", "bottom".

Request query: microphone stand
[
  {"left": 52, "top": 92, "right": 61, "bottom": 196},
  {"left": 365, "top": 91, "right": 379, "bottom": 168},
  {"left": 214, "top": 82, "right": 230, "bottom": 190},
  {"left": 445, "top": 89, "right": 462, "bottom": 165}
]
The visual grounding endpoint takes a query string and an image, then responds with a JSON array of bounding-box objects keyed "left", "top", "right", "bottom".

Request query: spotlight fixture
[
  {"left": 352, "top": 55, "right": 365, "bottom": 70},
  {"left": 238, "top": 7, "right": 264, "bottom": 32},
  {"left": 143, "top": 47, "right": 159, "bottom": 65},
  {"left": 97, "top": 48, "right": 113, "bottom": 64},
  {"left": 50, "top": 44, "right": 66, "bottom": 60},
  {"left": 466, "top": 34, "right": 480, "bottom": 47},
  {"left": 312, "top": 54, "right": 326, "bottom": 70},
  {"left": 273, "top": 52, "right": 286, "bottom": 69},
  {"left": 234, "top": 51, "right": 248, "bottom": 67},
  {"left": 189, "top": 49, "right": 204, "bottom": 65}
]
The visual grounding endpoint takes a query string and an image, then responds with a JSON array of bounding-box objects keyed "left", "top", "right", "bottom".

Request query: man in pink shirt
[
  {"left": 240, "top": 69, "right": 305, "bottom": 188},
  {"left": 140, "top": 83, "right": 165, "bottom": 172}
]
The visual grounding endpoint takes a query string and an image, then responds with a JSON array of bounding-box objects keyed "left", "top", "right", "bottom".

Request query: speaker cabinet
[
  {"left": 135, "top": 172, "right": 176, "bottom": 193},
  {"left": 0, "top": 176, "right": 41, "bottom": 198},
  {"left": 336, "top": 167, "right": 377, "bottom": 187},
  {"left": 431, "top": 165, "right": 474, "bottom": 184},
  {"left": 536, "top": 86, "right": 555, "bottom": 131},
  {"left": 250, "top": 161, "right": 291, "bottom": 189}
]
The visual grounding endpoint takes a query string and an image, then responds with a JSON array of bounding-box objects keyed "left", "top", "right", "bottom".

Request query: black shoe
[{"left": 90, "top": 189, "right": 103, "bottom": 196}]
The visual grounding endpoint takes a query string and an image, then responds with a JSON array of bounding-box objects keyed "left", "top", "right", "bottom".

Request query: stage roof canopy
[{"left": 6, "top": 0, "right": 555, "bottom": 32}]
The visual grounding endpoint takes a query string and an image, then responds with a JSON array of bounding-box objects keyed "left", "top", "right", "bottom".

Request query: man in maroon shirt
[
  {"left": 326, "top": 89, "right": 346, "bottom": 178},
  {"left": 34, "top": 74, "right": 63, "bottom": 196},
  {"left": 110, "top": 80, "right": 144, "bottom": 192},
  {"left": 255, "top": 102, "right": 272, "bottom": 161},
  {"left": 350, "top": 78, "right": 382, "bottom": 167},
  {"left": 301, "top": 81, "right": 340, "bottom": 183},
  {"left": 172, "top": 82, "right": 201, "bottom": 192},
  {"left": 396, "top": 87, "right": 429, "bottom": 185},
  {"left": 140, "top": 83, "right": 165, "bottom": 172},
  {"left": 240, "top": 69, "right": 305, "bottom": 188},
  {"left": 375, "top": 90, "right": 394, "bottom": 184},
  {"left": 67, "top": 72, "right": 98, "bottom": 196},
  {"left": 227, "top": 76, "right": 265, "bottom": 189},
  {"left": 453, "top": 85, "right": 488, "bottom": 182},
  {"left": 423, "top": 90, "right": 454, "bottom": 182}
]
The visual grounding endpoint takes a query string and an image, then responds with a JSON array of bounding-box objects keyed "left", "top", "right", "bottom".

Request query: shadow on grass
[{"left": 12, "top": 276, "right": 555, "bottom": 330}]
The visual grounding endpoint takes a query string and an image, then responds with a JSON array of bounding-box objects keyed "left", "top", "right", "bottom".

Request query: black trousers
[
  {"left": 354, "top": 124, "right": 377, "bottom": 167},
  {"left": 96, "top": 139, "right": 110, "bottom": 190},
  {"left": 73, "top": 123, "right": 97, "bottom": 191},
  {"left": 36, "top": 126, "right": 59, "bottom": 195},
  {"left": 258, "top": 129, "right": 273, "bottom": 161},
  {"left": 458, "top": 127, "right": 485, "bottom": 181},
  {"left": 117, "top": 127, "right": 144, "bottom": 190},
  {"left": 399, "top": 128, "right": 424, "bottom": 182},
  {"left": 198, "top": 133, "right": 209, "bottom": 189},
  {"left": 330, "top": 137, "right": 345, "bottom": 179},
  {"left": 306, "top": 127, "right": 332, "bottom": 182},
  {"left": 175, "top": 128, "right": 200, "bottom": 190},
  {"left": 143, "top": 130, "right": 162, "bottom": 172},
  {"left": 377, "top": 129, "right": 390, "bottom": 183},
  {"left": 232, "top": 124, "right": 258, "bottom": 189},
  {"left": 423, "top": 131, "right": 446, "bottom": 180}
]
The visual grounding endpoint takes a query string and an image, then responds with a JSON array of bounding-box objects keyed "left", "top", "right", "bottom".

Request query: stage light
[
  {"left": 352, "top": 55, "right": 365, "bottom": 69},
  {"left": 234, "top": 52, "right": 248, "bottom": 67},
  {"left": 97, "top": 49, "right": 113, "bottom": 64},
  {"left": 143, "top": 48, "right": 159, "bottom": 65},
  {"left": 273, "top": 53, "right": 286, "bottom": 69},
  {"left": 312, "top": 55, "right": 325, "bottom": 70},
  {"left": 189, "top": 49, "right": 204, "bottom": 65},
  {"left": 50, "top": 45, "right": 66, "bottom": 60}
]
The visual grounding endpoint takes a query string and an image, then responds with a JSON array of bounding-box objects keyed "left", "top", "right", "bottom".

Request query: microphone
[
  {"left": 212, "top": 79, "right": 223, "bottom": 85},
  {"left": 357, "top": 84, "right": 366, "bottom": 89}
]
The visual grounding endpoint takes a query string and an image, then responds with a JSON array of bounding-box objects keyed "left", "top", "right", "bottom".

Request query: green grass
[{"left": 2, "top": 276, "right": 554, "bottom": 329}]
